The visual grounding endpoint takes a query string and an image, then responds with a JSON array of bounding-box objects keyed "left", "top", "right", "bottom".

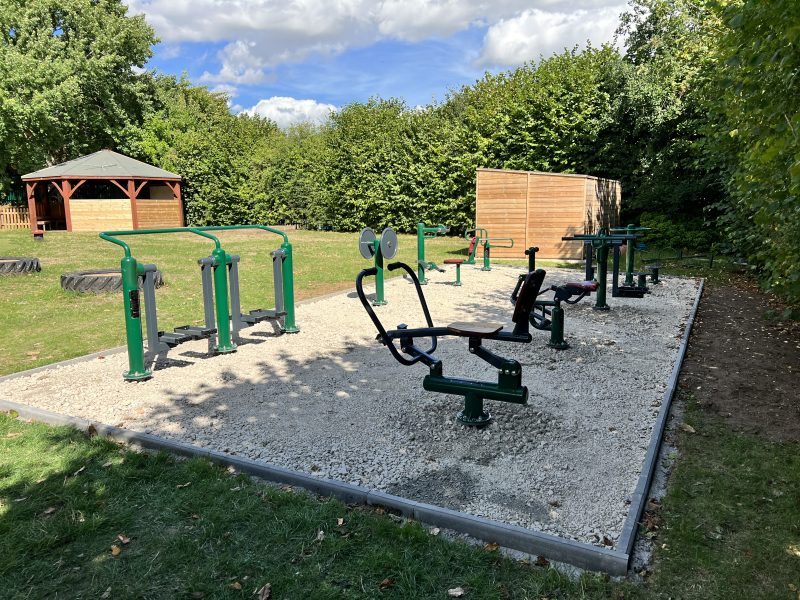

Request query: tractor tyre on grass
[
  {"left": 0, "top": 256, "right": 41, "bottom": 275},
  {"left": 60, "top": 269, "right": 165, "bottom": 294}
]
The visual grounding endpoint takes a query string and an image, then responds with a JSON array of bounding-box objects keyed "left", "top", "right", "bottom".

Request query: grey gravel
[{"left": 0, "top": 265, "right": 699, "bottom": 548}]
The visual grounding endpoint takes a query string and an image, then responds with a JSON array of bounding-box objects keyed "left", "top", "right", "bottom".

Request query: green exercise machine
[
  {"left": 357, "top": 261, "right": 546, "bottom": 426},
  {"left": 415, "top": 223, "right": 449, "bottom": 284},
  {"left": 609, "top": 224, "right": 654, "bottom": 296},
  {"left": 358, "top": 227, "right": 399, "bottom": 305},
  {"left": 101, "top": 225, "right": 298, "bottom": 381},
  {"left": 510, "top": 247, "right": 597, "bottom": 350},
  {"left": 463, "top": 228, "right": 514, "bottom": 271}
]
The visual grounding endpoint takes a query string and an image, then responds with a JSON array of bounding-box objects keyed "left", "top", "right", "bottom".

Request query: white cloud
[
  {"left": 243, "top": 96, "right": 337, "bottom": 128},
  {"left": 477, "top": 5, "right": 625, "bottom": 66},
  {"left": 129, "top": 1, "right": 626, "bottom": 83}
]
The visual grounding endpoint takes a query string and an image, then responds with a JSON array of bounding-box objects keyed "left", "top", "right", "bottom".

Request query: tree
[{"left": 0, "top": 0, "right": 157, "bottom": 192}]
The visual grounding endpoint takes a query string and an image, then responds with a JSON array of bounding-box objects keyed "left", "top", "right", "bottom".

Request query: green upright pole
[
  {"left": 280, "top": 240, "right": 299, "bottom": 333},
  {"left": 594, "top": 242, "right": 610, "bottom": 311},
  {"left": 212, "top": 247, "right": 237, "bottom": 353},
  {"left": 625, "top": 224, "right": 636, "bottom": 286},
  {"left": 482, "top": 243, "right": 491, "bottom": 271},
  {"left": 120, "top": 255, "right": 151, "bottom": 381},
  {"left": 417, "top": 223, "right": 427, "bottom": 284},
  {"left": 373, "top": 240, "right": 387, "bottom": 306}
]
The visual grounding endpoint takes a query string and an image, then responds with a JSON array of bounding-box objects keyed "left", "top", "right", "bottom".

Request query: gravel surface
[{"left": 0, "top": 264, "right": 699, "bottom": 548}]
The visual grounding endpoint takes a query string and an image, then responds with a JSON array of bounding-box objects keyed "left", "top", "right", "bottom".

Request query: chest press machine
[{"left": 356, "top": 261, "right": 545, "bottom": 426}]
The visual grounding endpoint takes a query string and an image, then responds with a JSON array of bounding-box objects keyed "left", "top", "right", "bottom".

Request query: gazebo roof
[{"left": 21, "top": 150, "right": 181, "bottom": 181}]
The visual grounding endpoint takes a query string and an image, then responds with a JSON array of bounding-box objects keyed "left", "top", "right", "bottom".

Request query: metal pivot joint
[
  {"left": 359, "top": 227, "right": 398, "bottom": 305},
  {"left": 416, "top": 222, "right": 449, "bottom": 284}
]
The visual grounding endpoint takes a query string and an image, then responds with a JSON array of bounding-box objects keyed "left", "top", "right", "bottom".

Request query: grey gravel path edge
[{"left": 0, "top": 397, "right": 628, "bottom": 573}]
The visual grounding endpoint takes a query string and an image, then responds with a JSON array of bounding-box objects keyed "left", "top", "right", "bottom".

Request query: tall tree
[{"left": 0, "top": 0, "right": 157, "bottom": 192}]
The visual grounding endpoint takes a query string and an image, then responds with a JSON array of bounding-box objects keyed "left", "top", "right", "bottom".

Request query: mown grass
[
  {"left": 646, "top": 393, "right": 800, "bottom": 599},
  {"left": 0, "top": 413, "right": 634, "bottom": 599}
]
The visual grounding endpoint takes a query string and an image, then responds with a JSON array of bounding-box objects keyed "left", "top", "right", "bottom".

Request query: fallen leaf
[
  {"left": 110, "top": 545, "right": 121, "bottom": 557},
  {"left": 100, "top": 587, "right": 111, "bottom": 599},
  {"left": 484, "top": 542, "right": 499, "bottom": 552},
  {"left": 229, "top": 582, "right": 242, "bottom": 590},
  {"left": 430, "top": 527, "right": 440, "bottom": 536},
  {"left": 336, "top": 518, "right": 344, "bottom": 526},
  {"left": 534, "top": 556, "right": 550, "bottom": 567},
  {"left": 379, "top": 578, "right": 395, "bottom": 590},
  {"left": 256, "top": 583, "right": 272, "bottom": 599},
  {"left": 230, "top": 485, "right": 243, "bottom": 491},
  {"left": 789, "top": 583, "right": 797, "bottom": 592},
  {"left": 3, "top": 432, "right": 21, "bottom": 439},
  {"left": 680, "top": 423, "right": 696, "bottom": 434},
  {"left": 447, "top": 587, "right": 465, "bottom": 597},
  {"left": 117, "top": 534, "right": 130, "bottom": 545},
  {"left": 13, "top": 497, "right": 27, "bottom": 502},
  {"left": 315, "top": 530, "right": 325, "bottom": 542},
  {"left": 26, "top": 351, "right": 39, "bottom": 358},
  {"left": 176, "top": 482, "right": 192, "bottom": 489},
  {"left": 102, "top": 461, "right": 114, "bottom": 468},
  {"left": 42, "top": 507, "right": 57, "bottom": 516},
  {"left": 87, "top": 424, "right": 97, "bottom": 436},
  {"left": 72, "top": 466, "right": 86, "bottom": 476},
  {"left": 191, "top": 514, "right": 200, "bottom": 520},
  {"left": 602, "top": 536, "right": 613, "bottom": 547}
]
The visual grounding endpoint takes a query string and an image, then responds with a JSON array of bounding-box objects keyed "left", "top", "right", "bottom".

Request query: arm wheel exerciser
[{"left": 357, "top": 261, "right": 546, "bottom": 426}]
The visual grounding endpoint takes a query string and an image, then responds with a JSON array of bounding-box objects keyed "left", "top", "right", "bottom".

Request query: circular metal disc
[
  {"left": 358, "top": 227, "right": 376, "bottom": 259},
  {"left": 380, "top": 227, "right": 399, "bottom": 259}
]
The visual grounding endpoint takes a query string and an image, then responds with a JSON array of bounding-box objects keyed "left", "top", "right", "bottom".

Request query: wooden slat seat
[{"left": 447, "top": 321, "right": 503, "bottom": 337}]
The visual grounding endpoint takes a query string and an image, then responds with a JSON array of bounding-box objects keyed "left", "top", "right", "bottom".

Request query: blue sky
[{"left": 131, "top": 0, "right": 627, "bottom": 127}]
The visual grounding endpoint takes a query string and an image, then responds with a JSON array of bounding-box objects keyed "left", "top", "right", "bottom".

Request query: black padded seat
[
  {"left": 565, "top": 281, "right": 598, "bottom": 292},
  {"left": 446, "top": 321, "right": 504, "bottom": 337}
]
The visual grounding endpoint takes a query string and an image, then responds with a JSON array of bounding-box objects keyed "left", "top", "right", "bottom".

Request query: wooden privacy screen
[{"left": 475, "top": 168, "right": 621, "bottom": 260}]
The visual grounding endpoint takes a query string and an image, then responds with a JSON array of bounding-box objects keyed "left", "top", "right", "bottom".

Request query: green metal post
[
  {"left": 594, "top": 242, "right": 610, "bottom": 311},
  {"left": 460, "top": 393, "right": 490, "bottom": 426},
  {"left": 481, "top": 243, "right": 491, "bottom": 271},
  {"left": 454, "top": 263, "right": 461, "bottom": 286},
  {"left": 417, "top": 222, "right": 427, "bottom": 284},
  {"left": 280, "top": 240, "right": 299, "bottom": 332},
  {"left": 526, "top": 247, "right": 538, "bottom": 272},
  {"left": 651, "top": 266, "right": 660, "bottom": 284},
  {"left": 373, "top": 240, "right": 387, "bottom": 306},
  {"left": 625, "top": 224, "right": 636, "bottom": 286},
  {"left": 548, "top": 303, "right": 569, "bottom": 350},
  {"left": 212, "top": 247, "right": 236, "bottom": 353},
  {"left": 120, "top": 255, "right": 151, "bottom": 381}
]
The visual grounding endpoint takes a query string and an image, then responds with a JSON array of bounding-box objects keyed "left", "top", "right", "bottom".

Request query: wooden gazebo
[{"left": 22, "top": 150, "right": 183, "bottom": 231}]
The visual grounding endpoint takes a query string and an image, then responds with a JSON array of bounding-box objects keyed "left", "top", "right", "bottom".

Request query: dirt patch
[{"left": 679, "top": 275, "right": 800, "bottom": 442}]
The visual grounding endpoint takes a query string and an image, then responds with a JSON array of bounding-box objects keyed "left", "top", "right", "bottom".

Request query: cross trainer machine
[
  {"left": 356, "top": 261, "right": 545, "bottom": 426},
  {"left": 609, "top": 224, "right": 652, "bottom": 297},
  {"left": 358, "top": 227, "right": 399, "bottom": 305},
  {"left": 511, "top": 247, "right": 597, "bottom": 350},
  {"left": 463, "top": 228, "right": 514, "bottom": 271},
  {"left": 101, "top": 225, "right": 298, "bottom": 381}
]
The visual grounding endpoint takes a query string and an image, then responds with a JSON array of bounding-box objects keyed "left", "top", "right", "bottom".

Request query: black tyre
[
  {"left": 60, "top": 269, "right": 165, "bottom": 294},
  {"left": 0, "top": 256, "right": 41, "bottom": 275}
]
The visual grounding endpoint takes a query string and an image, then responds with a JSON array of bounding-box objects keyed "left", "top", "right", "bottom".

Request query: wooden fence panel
[{"left": 0, "top": 205, "right": 30, "bottom": 230}]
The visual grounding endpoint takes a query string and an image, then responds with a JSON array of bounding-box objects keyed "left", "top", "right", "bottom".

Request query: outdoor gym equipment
[
  {"left": 356, "top": 262, "right": 546, "bottom": 426},
  {"left": 511, "top": 247, "right": 597, "bottom": 350},
  {"left": 609, "top": 224, "right": 652, "bottom": 297},
  {"left": 416, "top": 223, "right": 449, "bottom": 284},
  {"left": 358, "top": 227, "right": 399, "bottom": 305},
  {"left": 561, "top": 228, "right": 639, "bottom": 311},
  {"left": 463, "top": 228, "right": 514, "bottom": 271},
  {"left": 100, "top": 225, "right": 298, "bottom": 381}
]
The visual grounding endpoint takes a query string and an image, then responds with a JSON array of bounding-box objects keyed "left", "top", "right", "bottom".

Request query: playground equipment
[
  {"left": 100, "top": 225, "right": 297, "bottom": 381},
  {"left": 415, "top": 223, "right": 449, "bottom": 284},
  {"left": 359, "top": 227, "right": 399, "bottom": 305},
  {"left": 511, "top": 247, "right": 597, "bottom": 350},
  {"left": 356, "top": 262, "right": 546, "bottom": 426},
  {"left": 463, "top": 228, "right": 514, "bottom": 271}
]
